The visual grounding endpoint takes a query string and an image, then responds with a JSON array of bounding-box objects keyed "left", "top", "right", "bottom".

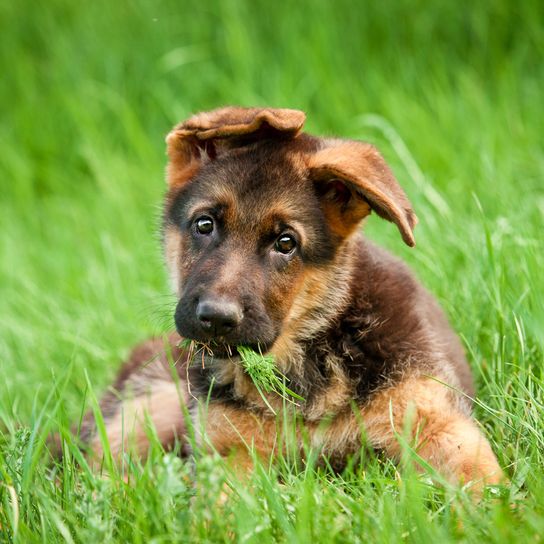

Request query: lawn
[{"left": 1, "top": 0, "right": 543, "bottom": 541}]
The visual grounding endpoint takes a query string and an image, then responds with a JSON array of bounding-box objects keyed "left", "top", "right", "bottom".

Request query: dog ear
[
  {"left": 166, "top": 106, "right": 306, "bottom": 188},
  {"left": 308, "top": 140, "right": 418, "bottom": 246}
]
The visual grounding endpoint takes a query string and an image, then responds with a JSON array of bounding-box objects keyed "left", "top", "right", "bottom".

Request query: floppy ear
[
  {"left": 307, "top": 140, "right": 418, "bottom": 246},
  {"left": 166, "top": 106, "right": 306, "bottom": 188}
]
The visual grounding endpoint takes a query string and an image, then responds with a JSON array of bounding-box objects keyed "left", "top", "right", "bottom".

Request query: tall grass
[{"left": 1, "top": 0, "right": 543, "bottom": 541}]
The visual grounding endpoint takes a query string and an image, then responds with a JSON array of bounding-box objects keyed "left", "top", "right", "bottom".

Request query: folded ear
[
  {"left": 166, "top": 106, "right": 306, "bottom": 188},
  {"left": 307, "top": 140, "right": 418, "bottom": 246}
]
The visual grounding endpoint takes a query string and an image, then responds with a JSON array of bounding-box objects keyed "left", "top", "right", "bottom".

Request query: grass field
[{"left": 1, "top": 0, "right": 543, "bottom": 541}]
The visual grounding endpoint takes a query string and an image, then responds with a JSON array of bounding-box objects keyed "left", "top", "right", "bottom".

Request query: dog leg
[
  {"left": 81, "top": 335, "right": 189, "bottom": 462},
  {"left": 198, "top": 403, "right": 282, "bottom": 478},
  {"left": 361, "top": 377, "right": 504, "bottom": 493}
]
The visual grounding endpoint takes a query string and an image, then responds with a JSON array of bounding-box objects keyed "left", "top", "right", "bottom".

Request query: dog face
[{"left": 163, "top": 107, "right": 417, "bottom": 356}]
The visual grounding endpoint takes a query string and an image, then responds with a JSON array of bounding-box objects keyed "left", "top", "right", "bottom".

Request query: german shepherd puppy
[{"left": 81, "top": 107, "right": 503, "bottom": 491}]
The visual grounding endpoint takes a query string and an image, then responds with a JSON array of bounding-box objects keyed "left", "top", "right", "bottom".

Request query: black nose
[{"left": 196, "top": 297, "right": 243, "bottom": 336}]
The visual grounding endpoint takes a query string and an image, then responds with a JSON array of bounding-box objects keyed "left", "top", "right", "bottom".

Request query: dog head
[{"left": 163, "top": 107, "right": 417, "bottom": 356}]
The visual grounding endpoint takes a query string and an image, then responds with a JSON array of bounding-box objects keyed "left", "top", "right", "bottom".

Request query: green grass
[{"left": 1, "top": 0, "right": 543, "bottom": 541}]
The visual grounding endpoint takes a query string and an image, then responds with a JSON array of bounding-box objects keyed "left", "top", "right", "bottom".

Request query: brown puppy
[{"left": 81, "top": 107, "right": 503, "bottom": 491}]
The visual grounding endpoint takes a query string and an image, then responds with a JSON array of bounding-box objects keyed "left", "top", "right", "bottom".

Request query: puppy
[{"left": 80, "top": 107, "right": 503, "bottom": 490}]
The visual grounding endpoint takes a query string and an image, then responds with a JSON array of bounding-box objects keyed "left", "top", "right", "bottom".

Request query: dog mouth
[{"left": 179, "top": 340, "right": 270, "bottom": 360}]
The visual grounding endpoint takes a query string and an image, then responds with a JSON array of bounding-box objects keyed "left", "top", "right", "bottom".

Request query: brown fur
[{"left": 79, "top": 107, "right": 503, "bottom": 492}]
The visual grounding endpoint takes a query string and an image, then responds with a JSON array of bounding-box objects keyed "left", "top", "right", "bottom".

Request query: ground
[{"left": 0, "top": 0, "right": 543, "bottom": 541}]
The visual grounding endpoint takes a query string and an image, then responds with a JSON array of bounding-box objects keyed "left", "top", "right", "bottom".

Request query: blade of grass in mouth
[{"left": 179, "top": 340, "right": 305, "bottom": 412}]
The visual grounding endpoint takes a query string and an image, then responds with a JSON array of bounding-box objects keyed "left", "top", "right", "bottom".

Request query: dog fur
[{"left": 79, "top": 107, "right": 503, "bottom": 491}]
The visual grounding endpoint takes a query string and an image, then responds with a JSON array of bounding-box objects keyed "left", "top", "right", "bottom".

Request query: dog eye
[
  {"left": 195, "top": 216, "right": 214, "bottom": 235},
  {"left": 274, "top": 234, "right": 296, "bottom": 254}
]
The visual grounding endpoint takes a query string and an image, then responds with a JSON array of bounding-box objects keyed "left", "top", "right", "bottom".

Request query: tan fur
[
  {"left": 362, "top": 378, "right": 502, "bottom": 484},
  {"left": 202, "top": 403, "right": 279, "bottom": 456},
  {"left": 90, "top": 381, "right": 187, "bottom": 462},
  {"left": 199, "top": 402, "right": 302, "bottom": 483},
  {"left": 313, "top": 377, "right": 503, "bottom": 490},
  {"left": 198, "top": 376, "right": 503, "bottom": 492},
  {"left": 164, "top": 225, "right": 183, "bottom": 294},
  {"left": 270, "top": 238, "right": 355, "bottom": 375},
  {"left": 319, "top": 191, "right": 371, "bottom": 239}
]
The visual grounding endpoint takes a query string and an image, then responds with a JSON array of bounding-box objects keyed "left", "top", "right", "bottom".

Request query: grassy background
[{"left": 1, "top": 0, "right": 543, "bottom": 541}]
